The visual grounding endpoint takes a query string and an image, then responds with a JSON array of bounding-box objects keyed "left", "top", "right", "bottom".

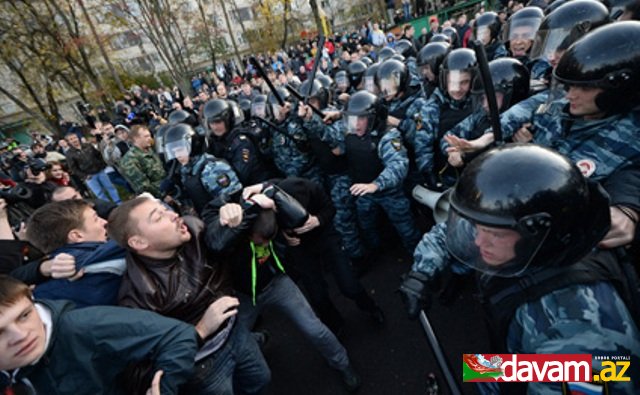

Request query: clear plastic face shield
[
  {"left": 445, "top": 210, "right": 551, "bottom": 278},
  {"left": 251, "top": 102, "right": 266, "bottom": 118},
  {"left": 379, "top": 72, "right": 401, "bottom": 100},
  {"left": 164, "top": 139, "right": 191, "bottom": 163},
  {"left": 419, "top": 64, "right": 437, "bottom": 83},
  {"left": 364, "top": 75, "right": 379, "bottom": 94},
  {"left": 530, "top": 27, "right": 575, "bottom": 67},
  {"left": 472, "top": 91, "right": 506, "bottom": 114},
  {"left": 336, "top": 74, "right": 349, "bottom": 91},
  {"left": 506, "top": 19, "right": 540, "bottom": 57},
  {"left": 445, "top": 70, "right": 473, "bottom": 101},
  {"left": 476, "top": 26, "right": 493, "bottom": 45},
  {"left": 345, "top": 114, "right": 370, "bottom": 136},
  {"left": 154, "top": 135, "right": 165, "bottom": 155}
]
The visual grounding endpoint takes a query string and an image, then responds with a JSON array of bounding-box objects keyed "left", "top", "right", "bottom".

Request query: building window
[
  {"left": 234, "top": 6, "right": 253, "bottom": 22},
  {"left": 111, "top": 31, "right": 142, "bottom": 50}
]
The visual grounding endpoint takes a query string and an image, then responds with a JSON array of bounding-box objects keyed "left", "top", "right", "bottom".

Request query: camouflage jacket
[{"left": 119, "top": 146, "right": 166, "bottom": 197}]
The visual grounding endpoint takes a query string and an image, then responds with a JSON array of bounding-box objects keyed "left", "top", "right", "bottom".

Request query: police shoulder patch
[
  {"left": 390, "top": 138, "right": 402, "bottom": 151},
  {"left": 217, "top": 174, "right": 231, "bottom": 187},
  {"left": 241, "top": 148, "right": 250, "bottom": 162}
]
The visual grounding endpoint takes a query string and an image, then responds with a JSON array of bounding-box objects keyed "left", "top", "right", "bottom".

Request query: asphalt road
[{"left": 258, "top": 221, "right": 490, "bottom": 395}]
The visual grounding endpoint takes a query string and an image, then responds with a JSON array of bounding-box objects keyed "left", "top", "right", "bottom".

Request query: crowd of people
[{"left": 1, "top": 0, "right": 640, "bottom": 394}]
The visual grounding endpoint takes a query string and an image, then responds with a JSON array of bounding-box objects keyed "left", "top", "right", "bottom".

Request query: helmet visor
[
  {"left": 505, "top": 18, "right": 541, "bottom": 42},
  {"left": 476, "top": 26, "right": 493, "bottom": 45},
  {"left": 445, "top": 210, "right": 550, "bottom": 278},
  {"left": 154, "top": 135, "right": 165, "bottom": 154},
  {"left": 444, "top": 70, "right": 473, "bottom": 99},
  {"left": 419, "top": 64, "right": 437, "bottom": 83},
  {"left": 379, "top": 75, "right": 400, "bottom": 99},
  {"left": 530, "top": 27, "right": 575, "bottom": 62},
  {"left": 472, "top": 91, "right": 506, "bottom": 114},
  {"left": 345, "top": 114, "right": 371, "bottom": 135},
  {"left": 251, "top": 102, "right": 266, "bottom": 118},
  {"left": 336, "top": 74, "right": 349, "bottom": 90},
  {"left": 364, "top": 75, "right": 378, "bottom": 94},
  {"left": 164, "top": 140, "right": 191, "bottom": 161}
]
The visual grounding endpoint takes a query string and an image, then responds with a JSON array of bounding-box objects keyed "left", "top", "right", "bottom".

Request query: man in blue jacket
[{"left": 25, "top": 199, "right": 125, "bottom": 306}]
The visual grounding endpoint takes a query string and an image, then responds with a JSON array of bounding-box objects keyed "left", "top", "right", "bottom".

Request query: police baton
[
  {"left": 305, "top": 33, "right": 326, "bottom": 105},
  {"left": 471, "top": 40, "right": 502, "bottom": 144},
  {"left": 249, "top": 56, "right": 285, "bottom": 107},
  {"left": 285, "top": 84, "right": 325, "bottom": 118},
  {"left": 419, "top": 310, "right": 462, "bottom": 395}
]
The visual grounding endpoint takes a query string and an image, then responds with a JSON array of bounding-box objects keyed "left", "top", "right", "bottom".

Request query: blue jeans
[
  {"left": 86, "top": 169, "right": 121, "bottom": 204},
  {"left": 181, "top": 322, "right": 270, "bottom": 395},
  {"left": 237, "top": 274, "right": 351, "bottom": 370}
]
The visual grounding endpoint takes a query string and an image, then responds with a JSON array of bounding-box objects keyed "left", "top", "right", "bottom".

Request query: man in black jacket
[
  {"left": 0, "top": 275, "right": 199, "bottom": 394},
  {"left": 243, "top": 178, "right": 384, "bottom": 334},
  {"left": 202, "top": 187, "right": 362, "bottom": 392},
  {"left": 108, "top": 197, "right": 270, "bottom": 395},
  {"left": 64, "top": 133, "right": 121, "bottom": 204}
]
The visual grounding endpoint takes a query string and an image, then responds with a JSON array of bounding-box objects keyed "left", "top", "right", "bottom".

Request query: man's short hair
[
  {"left": 250, "top": 209, "right": 278, "bottom": 240},
  {"left": 129, "top": 125, "right": 148, "bottom": 140},
  {"left": 403, "top": 24, "right": 413, "bottom": 33},
  {"left": 0, "top": 275, "right": 32, "bottom": 308},
  {"left": 107, "top": 197, "right": 151, "bottom": 249},
  {"left": 51, "top": 186, "right": 78, "bottom": 202},
  {"left": 26, "top": 200, "right": 91, "bottom": 253}
]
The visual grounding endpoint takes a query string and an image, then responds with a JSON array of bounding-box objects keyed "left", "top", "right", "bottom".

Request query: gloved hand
[{"left": 398, "top": 270, "right": 430, "bottom": 320}]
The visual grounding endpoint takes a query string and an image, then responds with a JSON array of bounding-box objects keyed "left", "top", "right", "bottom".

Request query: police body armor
[
  {"left": 307, "top": 137, "right": 347, "bottom": 175},
  {"left": 433, "top": 102, "right": 473, "bottom": 182},
  {"left": 182, "top": 168, "right": 213, "bottom": 215},
  {"left": 345, "top": 132, "right": 384, "bottom": 183}
]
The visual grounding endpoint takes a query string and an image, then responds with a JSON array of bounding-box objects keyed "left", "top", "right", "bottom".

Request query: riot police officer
[
  {"left": 343, "top": 91, "right": 421, "bottom": 255},
  {"left": 400, "top": 144, "right": 640, "bottom": 394},
  {"left": 203, "top": 99, "right": 270, "bottom": 186},
  {"left": 163, "top": 123, "right": 241, "bottom": 215}
]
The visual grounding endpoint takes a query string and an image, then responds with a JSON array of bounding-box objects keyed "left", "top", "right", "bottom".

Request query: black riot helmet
[
  {"left": 377, "top": 46, "right": 397, "bottom": 63},
  {"left": 228, "top": 100, "right": 245, "bottom": 126},
  {"left": 251, "top": 94, "right": 270, "bottom": 119},
  {"left": 417, "top": 42, "right": 451, "bottom": 84},
  {"left": 376, "top": 59, "right": 409, "bottom": 101},
  {"left": 163, "top": 123, "right": 207, "bottom": 162},
  {"left": 475, "top": 12, "right": 503, "bottom": 45},
  {"left": 335, "top": 70, "right": 350, "bottom": 92},
  {"left": 343, "top": 91, "right": 388, "bottom": 135},
  {"left": 440, "top": 48, "right": 478, "bottom": 101},
  {"left": 317, "top": 74, "right": 334, "bottom": 105},
  {"left": 238, "top": 98, "right": 252, "bottom": 121},
  {"left": 360, "top": 56, "right": 374, "bottom": 67},
  {"left": 602, "top": 0, "right": 636, "bottom": 18},
  {"left": 299, "top": 79, "right": 330, "bottom": 110},
  {"left": 168, "top": 109, "right": 198, "bottom": 127},
  {"left": 395, "top": 39, "right": 417, "bottom": 58},
  {"left": 203, "top": 99, "right": 235, "bottom": 136},
  {"left": 530, "top": 0, "right": 610, "bottom": 64},
  {"left": 446, "top": 144, "right": 610, "bottom": 278},
  {"left": 472, "top": 58, "right": 531, "bottom": 112},
  {"left": 347, "top": 60, "right": 368, "bottom": 89},
  {"left": 441, "top": 27, "right": 459, "bottom": 48},
  {"left": 553, "top": 21, "right": 640, "bottom": 115},
  {"left": 363, "top": 63, "right": 381, "bottom": 94},
  {"left": 504, "top": 7, "right": 544, "bottom": 56},
  {"left": 429, "top": 33, "right": 451, "bottom": 44}
]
